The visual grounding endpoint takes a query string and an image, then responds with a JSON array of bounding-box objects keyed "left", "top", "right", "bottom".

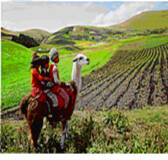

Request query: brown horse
[{"left": 19, "top": 54, "right": 89, "bottom": 151}]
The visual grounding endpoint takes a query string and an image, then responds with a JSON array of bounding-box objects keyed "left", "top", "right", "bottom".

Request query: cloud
[
  {"left": 92, "top": 2, "right": 155, "bottom": 26},
  {"left": 1, "top": 1, "right": 107, "bottom": 32}
]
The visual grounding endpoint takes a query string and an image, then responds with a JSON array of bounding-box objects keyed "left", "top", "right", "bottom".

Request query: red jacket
[{"left": 31, "top": 68, "right": 50, "bottom": 98}]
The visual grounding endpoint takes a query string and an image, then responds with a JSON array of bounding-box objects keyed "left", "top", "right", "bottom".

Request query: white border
[
  {"left": 1, "top": 0, "right": 168, "bottom": 2},
  {"left": 1, "top": 0, "right": 168, "bottom": 159},
  {"left": 0, "top": 154, "right": 168, "bottom": 160}
]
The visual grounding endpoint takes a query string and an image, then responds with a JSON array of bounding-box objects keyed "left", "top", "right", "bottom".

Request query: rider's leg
[
  {"left": 59, "top": 88, "right": 69, "bottom": 108},
  {"left": 47, "top": 91, "right": 58, "bottom": 107}
]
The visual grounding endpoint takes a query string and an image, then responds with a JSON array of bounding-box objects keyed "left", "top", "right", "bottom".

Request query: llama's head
[{"left": 73, "top": 53, "right": 90, "bottom": 66}]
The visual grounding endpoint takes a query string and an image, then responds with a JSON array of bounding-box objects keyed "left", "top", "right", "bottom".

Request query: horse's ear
[{"left": 73, "top": 58, "right": 77, "bottom": 62}]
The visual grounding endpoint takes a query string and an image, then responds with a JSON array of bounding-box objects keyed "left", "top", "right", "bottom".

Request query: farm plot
[{"left": 80, "top": 43, "right": 168, "bottom": 109}]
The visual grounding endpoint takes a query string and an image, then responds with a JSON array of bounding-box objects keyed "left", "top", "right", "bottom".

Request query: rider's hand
[{"left": 46, "top": 81, "right": 54, "bottom": 88}]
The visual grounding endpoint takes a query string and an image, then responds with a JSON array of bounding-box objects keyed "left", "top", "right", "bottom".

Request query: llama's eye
[{"left": 79, "top": 57, "right": 83, "bottom": 60}]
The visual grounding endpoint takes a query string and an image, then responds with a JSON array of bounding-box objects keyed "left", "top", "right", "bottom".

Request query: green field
[
  {"left": 1, "top": 8, "right": 168, "bottom": 154},
  {"left": 1, "top": 39, "right": 121, "bottom": 110},
  {"left": 2, "top": 34, "right": 168, "bottom": 110},
  {"left": 118, "top": 10, "right": 168, "bottom": 30},
  {"left": 1, "top": 41, "right": 32, "bottom": 109},
  {"left": 1, "top": 106, "right": 168, "bottom": 153}
]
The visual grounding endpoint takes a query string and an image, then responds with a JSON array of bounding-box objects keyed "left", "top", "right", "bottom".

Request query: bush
[{"left": 1, "top": 109, "right": 168, "bottom": 153}]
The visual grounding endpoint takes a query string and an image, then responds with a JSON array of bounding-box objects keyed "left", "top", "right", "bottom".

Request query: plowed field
[{"left": 80, "top": 43, "right": 168, "bottom": 109}]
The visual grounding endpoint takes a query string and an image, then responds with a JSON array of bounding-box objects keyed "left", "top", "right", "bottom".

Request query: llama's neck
[{"left": 71, "top": 62, "right": 82, "bottom": 92}]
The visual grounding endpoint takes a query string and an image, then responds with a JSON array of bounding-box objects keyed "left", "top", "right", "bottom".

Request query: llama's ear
[{"left": 73, "top": 58, "right": 77, "bottom": 62}]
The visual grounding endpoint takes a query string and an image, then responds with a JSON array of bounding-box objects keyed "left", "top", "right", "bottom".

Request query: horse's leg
[
  {"left": 60, "top": 120, "right": 69, "bottom": 150},
  {"left": 29, "top": 119, "right": 43, "bottom": 149}
]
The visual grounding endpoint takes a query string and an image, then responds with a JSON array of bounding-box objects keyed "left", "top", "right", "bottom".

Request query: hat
[
  {"left": 49, "top": 48, "right": 59, "bottom": 61},
  {"left": 41, "top": 55, "right": 49, "bottom": 66},
  {"left": 31, "top": 53, "right": 41, "bottom": 67}
]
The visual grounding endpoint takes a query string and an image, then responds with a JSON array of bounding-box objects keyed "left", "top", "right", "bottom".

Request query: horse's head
[{"left": 73, "top": 53, "right": 90, "bottom": 66}]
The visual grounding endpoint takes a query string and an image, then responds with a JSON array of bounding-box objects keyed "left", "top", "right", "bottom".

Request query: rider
[
  {"left": 31, "top": 52, "right": 50, "bottom": 102},
  {"left": 40, "top": 55, "right": 58, "bottom": 108},
  {"left": 31, "top": 52, "right": 53, "bottom": 117},
  {"left": 49, "top": 48, "right": 69, "bottom": 108}
]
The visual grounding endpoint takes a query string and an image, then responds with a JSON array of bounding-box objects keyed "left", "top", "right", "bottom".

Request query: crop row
[{"left": 80, "top": 43, "right": 168, "bottom": 109}]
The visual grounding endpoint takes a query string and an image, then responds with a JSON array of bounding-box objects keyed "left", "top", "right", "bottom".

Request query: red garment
[
  {"left": 51, "top": 85, "right": 75, "bottom": 109},
  {"left": 31, "top": 68, "right": 50, "bottom": 102}
]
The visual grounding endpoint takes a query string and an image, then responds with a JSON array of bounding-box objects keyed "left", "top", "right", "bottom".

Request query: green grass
[
  {"left": 1, "top": 40, "right": 32, "bottom": 109},
  {"left": 1, "top": 106, "right": 168, "bottom": 153},
  {"left": 120, "top": 35, "right": 168, "bottom": 50},
  {"left": 1, "top": 40, "right": 121, "bottom": 110},
  {"left": 119, "top": 10, "right": 168, "bottom": 30},
  {"left": 31, "top": 43, "right": 80, "bottom": 55},
  {"left": 144, "top": 35, "right": 168, "bottom": 48},
  {"left": 57, "top": 41, "right": 122, "bottom": 81},
  {"left": 2, "top": 35, "right": 168, "bottom": 110}
]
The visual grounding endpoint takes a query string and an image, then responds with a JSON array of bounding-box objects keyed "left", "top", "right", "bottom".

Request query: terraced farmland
[{"left": 80, "top": 43, "right": 168, "bottom": 109}]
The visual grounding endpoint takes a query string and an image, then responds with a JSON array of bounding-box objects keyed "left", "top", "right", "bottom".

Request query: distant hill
[
  {"left": 45, "top": 10, "right": 168, "bottom": 44},
  {"left": 21, "top": 29, "right": 51, "bottom": 44},
  {"left": 1, "top": 10, "right": 168, "bottom": 47},
  {"left": 1, "top": 27, "right": 51, "bottom": 47},
  {"left": 1, "top": 27, "right": 19, "bottom": 40},
  {"left": 117, "top": 10, "right": 168, "bottom": 30}
]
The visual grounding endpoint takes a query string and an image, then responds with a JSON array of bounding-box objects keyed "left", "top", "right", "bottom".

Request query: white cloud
[
  {"left": 1, "top": 2, "right": 156, "bottom": 32},
  {"left": 1, "top": 2, "right": 107, "bottom": 32},
  {"left": 92, "top": 2, "right": 155, "bottom": 26}
]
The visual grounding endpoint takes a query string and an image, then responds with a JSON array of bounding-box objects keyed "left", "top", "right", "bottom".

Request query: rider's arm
[
  {"left": 32, "top": 69, "right": 51, "bottom": 81},
  {"left": 53, "top": 66, "right": 60, "bottom": 84}
]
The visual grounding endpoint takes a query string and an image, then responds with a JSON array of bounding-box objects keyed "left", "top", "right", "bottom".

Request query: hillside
[
  {"left": 1, "top": 40, "right": 32, "bottom": 108},
  {"left": 1, "top": 27, "right": 19, "bottom": 40},
  {"left": 21, "top": 29, "right": 51, "bottom": 44},
  {"left": 1, "top": 27, "right": 51, "bottom": 47},
  {"left": 117, "top": 10, "right": 168, "bottom": 31},
  {"left": 2, "top": 10, "right": 168, "bottom": 48},
  {"left": 80, "top": 37, "right": 168, "bottom": 109}
]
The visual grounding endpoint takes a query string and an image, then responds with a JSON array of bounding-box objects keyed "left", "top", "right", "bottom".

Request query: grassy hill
[
  {"left": 21, "top": 29, "right": 51, "bottom": 44},
  {"left": 1, "top": 39, "right": 122, "bottom": 110},
  {"left": 1, "top": 40, "right": 32, "bottom": 109},
  {"left": 117, "top": 10, "right": 168, "bottom": 31},
  {"left": 1, "top": 27, "right": 51, "bottom": 45},
  {"left": 1, "top": 27, "right": 19, "bottom": 40},
  {"left": 1, "top": 10, "right": 168, "bottom": 110}
]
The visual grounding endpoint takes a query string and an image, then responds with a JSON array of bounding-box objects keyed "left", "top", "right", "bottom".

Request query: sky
[{"left": 1, "top": 1, "right": 168, "bottom": 32}]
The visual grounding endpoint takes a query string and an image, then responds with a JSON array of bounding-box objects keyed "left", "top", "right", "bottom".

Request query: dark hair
[
  {"left": 31, "top": 52, "right": 41, "bottom": 68},
  {"left": 40, "top": 55, "right": 49, "bottom": 67}
]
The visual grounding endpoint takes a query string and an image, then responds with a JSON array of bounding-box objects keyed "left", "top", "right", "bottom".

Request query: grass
[
  {"left": 1, "top": 40, "right": 32, "bottom": 109},
  {"left": 120, "top": 35, "right": 168, "bottom": 50},
  {"left": 2, "top": 34, "right": 168, "bottom": 110},
  {"left": 21, "top": 29, "right": 51, "bottom": 43},
  {"left": 1, "top": 39, "right": 121, "bottom": 110},
  {"left": 1, "top": 106, "right": 168, "bottom": 153},
  {"left": 119, "top": 10, "right": 168, "bottom": 30}
]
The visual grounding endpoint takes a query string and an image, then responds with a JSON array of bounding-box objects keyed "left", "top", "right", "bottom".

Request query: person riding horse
[
  {"left": 49, "top": 48, "right": 70, "bottom": 109},
  {"left": 31, "top": 53, "right": 57, "bottom": 117}
]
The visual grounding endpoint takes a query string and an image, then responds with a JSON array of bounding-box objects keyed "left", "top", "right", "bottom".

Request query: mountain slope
[
  {"left": 2, "top": 40, "right": 32, "bottom": 108},
  {"left": 21, "top": 29, "right": 51, "bottom": 43},
  {"left": 1, "top": 27, "right": 51, "bottom": 46},
  {"left": 117, "top": 10, "right": 168, "bottom": 30}
]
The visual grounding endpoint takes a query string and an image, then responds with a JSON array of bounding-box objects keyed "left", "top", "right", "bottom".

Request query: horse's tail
[{"left": 19, "top": 94, "right": 31, "bottom": 117}]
